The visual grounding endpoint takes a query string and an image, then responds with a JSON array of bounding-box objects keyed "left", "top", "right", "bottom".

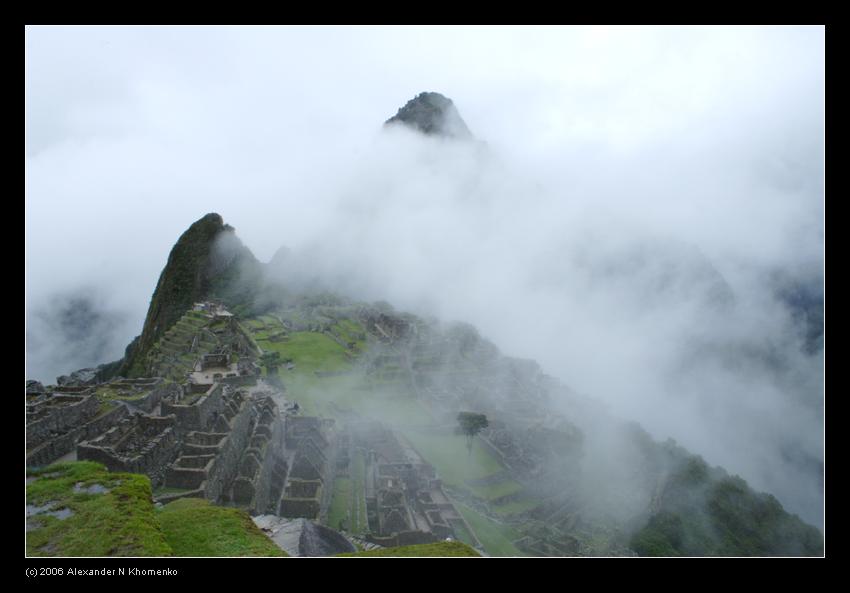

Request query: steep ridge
[
  {"left": 385, "top": 91, "right": 473, "bottom": 139},
  {"left": 120, "top": 213, "right": 262, "bottom": 377}
]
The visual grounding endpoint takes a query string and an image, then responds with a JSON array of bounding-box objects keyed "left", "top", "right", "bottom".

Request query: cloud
[{"left": 25, "top": 25, "right": 823, "bottom": 527}]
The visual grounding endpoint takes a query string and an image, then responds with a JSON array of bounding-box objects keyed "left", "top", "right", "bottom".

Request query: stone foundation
[
  {"left": 78, "top": 414, "right": 180, "bottom": 487},
  {"left": 161, "top": 383, "right": 226, "bottom": 432}
]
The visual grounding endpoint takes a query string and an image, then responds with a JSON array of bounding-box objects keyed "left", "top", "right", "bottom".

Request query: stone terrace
[{"left": 78, "top": 414, "right": 180, "bottom": 487}]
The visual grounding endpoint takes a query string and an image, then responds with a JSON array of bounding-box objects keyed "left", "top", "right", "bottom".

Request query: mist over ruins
[{"left": 25, "top": 26, "right": 824, "bottom": 558}]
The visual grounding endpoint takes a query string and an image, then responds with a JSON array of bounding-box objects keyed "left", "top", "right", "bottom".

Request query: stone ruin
[
  {"left": 201, "top": 353, "right": 230, "bottom": 370},
  {"left": 278, "top": 416, "right": 336, "bottom": 521},
  {"left": 162, "top": 387, "right": 252, "bottom": 500},
  {"left": 104, "top": 377, "right": 182, "bottom": 413},
  {"left": 77, "top": 414, "right": 180, "bottom": 487},
  {"left": 358, "top": 308, "right": 412, "bottom": 343},
  {"left": 26, "top": 385, "right": 128, "bottom": 468},
  {"left": 345, "top": 421, "right": 478, "bottom": 548},
  {"left": 193, "top": 301, "right": 233, "bottom": 320},
  {"left": 228, "top": 395, "right": 289, "bottom": 515}
]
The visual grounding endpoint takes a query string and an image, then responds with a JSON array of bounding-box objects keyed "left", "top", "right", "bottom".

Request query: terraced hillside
[
  {"left": 143, "top": 310, "right": 216, "bottom": 380},
  {"left": 243, "top": 306, "right": 541, "bottom": 556}
]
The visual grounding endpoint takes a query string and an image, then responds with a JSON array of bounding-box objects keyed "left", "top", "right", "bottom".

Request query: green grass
[
  {"left": 95, "top": 386, "right": 150, "bottom": 404},
  {"left": 449, "top": 521, "right": 478, "bottom": 548},
  {"left": 352, "top": 450, "right": 368, "bottom": 535},
  {"left": 153, "top": 486, "right": 195, "bottom": 497},
  {"left": 401, "top": 430, "right": 503, "bottom": 487},
  {"left": 26, "top": 462, "right": 172, "bottom": 557},
  {"left": 336, "top": 541, "right": 480, "bottom": 557},
  {"left": 257, "top": 345, "right": 428, "bottom": 425},
  {"left": 475, "top": 480, "right": 525, "bottom": 502},
  {"left": 327, "top": 451, "right": 368, "bottom": 534},
  {"left": 454, "top": 502, "right": 526, "bottom": 557},
  {"left": 96, "top": 400, "right": 116, "bottom": 416},
  {"left": 328, "top": 478, "right": 352, "bottom": 532},
  {"left": 256, "top": 331, "right": 351, "bottom": 374},
  {"left": 332, "top": 319, "right": 367, "bottom": 350},
  {"left": 491, "top": 498, "right": 542, "bottom": 516},
  {"left": 399, "top": 431, "right": 527, "bottom": 503},
  {"left": 27, "top": 463, "right": 287, "bottom": 557},
  {"left": 157, "top": 498, "right": 286, "bottom": 557}
]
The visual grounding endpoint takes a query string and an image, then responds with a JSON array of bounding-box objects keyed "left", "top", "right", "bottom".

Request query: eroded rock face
[
  {"left": 253, "top": 516, "right": 356, "bottom": 557},
  {"left": 57, "top": 368, "right": 99, "bottom": 387},
  {"left": 385, "top": 92, "right": 473, "bottom": 139},
  {"left": 26, "top": 380, "right": 46, "bottom": 396}
]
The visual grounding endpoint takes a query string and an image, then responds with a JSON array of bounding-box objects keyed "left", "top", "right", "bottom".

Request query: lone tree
[{"left": 456, "top": 412, "right": 489, "bottom": 457}]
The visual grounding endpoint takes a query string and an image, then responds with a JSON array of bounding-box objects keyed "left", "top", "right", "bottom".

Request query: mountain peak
[
  {"left": 384, "top": 92, "right": 473, "bottom": 139},
  {"left": 119, "top": 212, "right": 259, "bottom": 376}
]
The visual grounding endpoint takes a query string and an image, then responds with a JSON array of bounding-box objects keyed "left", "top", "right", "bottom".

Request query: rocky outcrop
[
  {"left": 385, "top": 92, "right": 473, "bottom": 139},
  {"left": 56, "top": 368, "right": 99, "bottom": 387},
  {"left": 252, "top": 516, "right": 355, "bottom": 557}
]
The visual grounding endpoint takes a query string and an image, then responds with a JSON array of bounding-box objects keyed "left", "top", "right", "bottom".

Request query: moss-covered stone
[{"left": 26, "top": 462, "right": 172, "bottom": 557}]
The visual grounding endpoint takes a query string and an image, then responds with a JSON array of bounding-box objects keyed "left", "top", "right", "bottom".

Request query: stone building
[{"left": 78, "top": 414, "right": 180, "bottom": 487}]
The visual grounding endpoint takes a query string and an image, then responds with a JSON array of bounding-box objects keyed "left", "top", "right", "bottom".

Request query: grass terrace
[
  {"left": 26, "top": 462, "right": 171, "bottom": 557},
  {"left": 455, "top": 502, "right": 526, "bottom": 557},
  {"left": 27, "top": 463, "right": 286, "bottom": 557},
  {"left": 336, "top": 541, "right": 480, "bottom": 557},
  {"left": 157, "top": 498, "right": 286, "bottom": 557}
]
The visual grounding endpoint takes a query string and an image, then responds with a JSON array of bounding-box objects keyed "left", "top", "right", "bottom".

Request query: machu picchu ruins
[
  {"left": 26, "top": 59, "right": 824, "bottom": 559},
  {"left": 26, "top": 292, "right": 597, "bottom": 557},
  {"left": 27, "top": 285, "right": 824, "bottom": 557}
]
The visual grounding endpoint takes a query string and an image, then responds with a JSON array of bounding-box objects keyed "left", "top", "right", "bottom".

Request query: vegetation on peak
[{"left": 121, "top": 213, "right": 261, "bottom": 376}]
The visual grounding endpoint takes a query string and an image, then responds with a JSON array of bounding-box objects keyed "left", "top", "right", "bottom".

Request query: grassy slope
[
  {"left": 337, "top": 541, "right": 480, "bottom": 557},
  {"left": 157, "top": 498, "right": 286, "bottom": 557},
  {"left": 454, "top": 502, "right": 525, "bottom": 557},
  {"left": 249, "top": 316, "right": 430, "bottom": 423},
  {"left": 245, "top": 313, "right": 537, "bottom": 556},
  {"left": 328, "top": 478, "right": 352, "bottom": 532},
  {"left": 401, "top": 430, "right": 524, "bottom": 502},
  {"left": 27, "top": 463, "right": 286, "bottom": 557},
  {"left": 26, "top": 462, "right": 172, "bottom": 557}
]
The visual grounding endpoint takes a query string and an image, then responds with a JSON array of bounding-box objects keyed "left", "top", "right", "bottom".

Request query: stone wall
[
  {"left": 278, "top": 498, "right": 321, "bottom": 519},
  {"left": 220, "top": 374, "right": 258, "bottom": 388},
  {"left": 287, "top": 479, "right": 322, "bottom": 498},
  {"left": 161, "top": 383, "right": 226, "bottom": 432},
  {"left": 203, "top": 391, "right": 254, "bottom": 502},
  {"left": 26, "top": 402, "right": 128, "bottom": 468},
  {"left": 26, "top": 394, "right": 99, "bottom": 449},
  {"left": 230, "top": 396, "right": 287, "bottom": 514},
  {"left": 201, "top": 353, "right": 229, "bottom": 370},
  {"left": 95, "top": 378, "right": 182, "bottom": 414},
  {"left": 163, "top": 388, "right": 255, "bottom": 502},
  {"left": 77, "top": 414, "right": 180, "bottom": 487}
]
